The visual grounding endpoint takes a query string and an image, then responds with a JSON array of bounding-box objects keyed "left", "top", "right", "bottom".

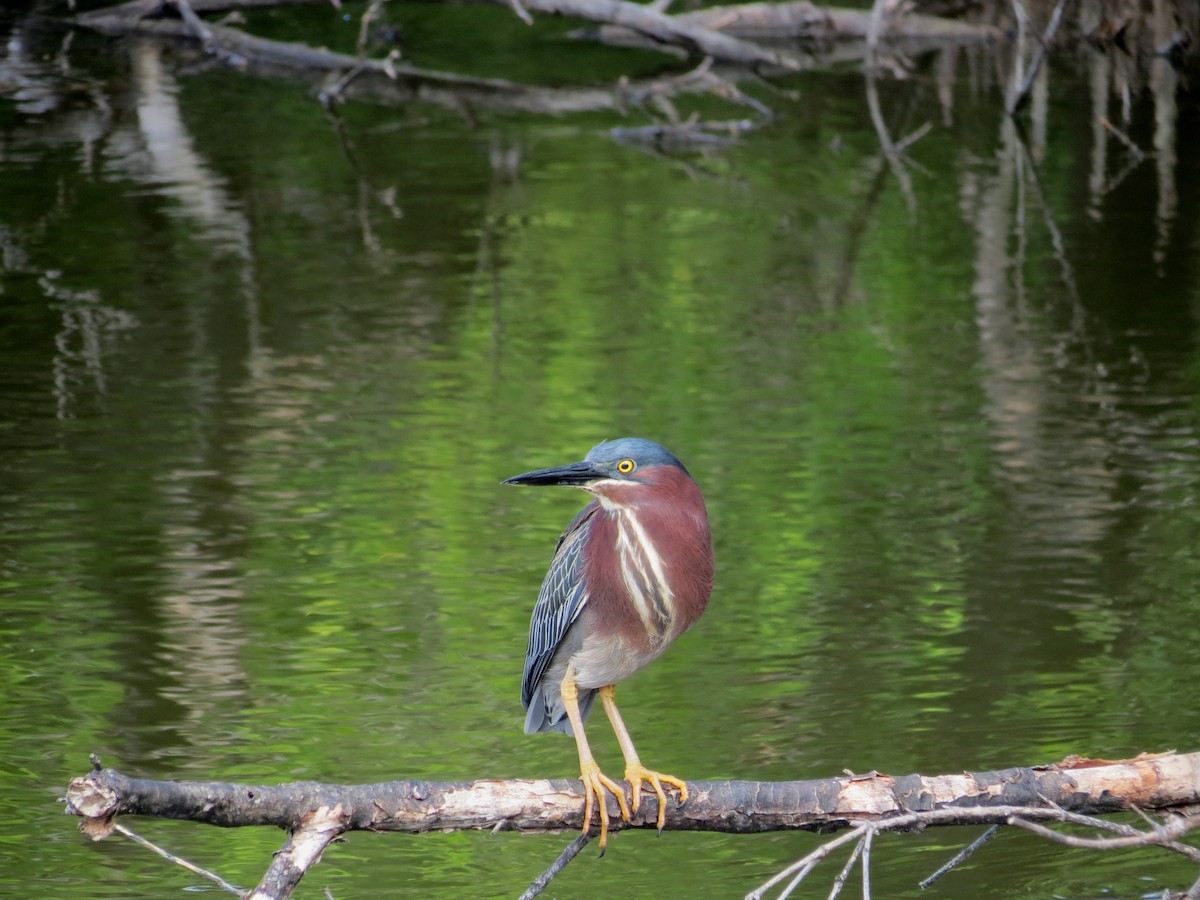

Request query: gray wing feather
[{"left": 520, "top": 502, "right": 597, "bottom": 711}]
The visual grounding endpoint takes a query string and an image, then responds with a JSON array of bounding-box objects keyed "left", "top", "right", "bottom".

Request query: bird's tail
[{"left": 523, "top": 683, "right": 597, "bottom": 735}]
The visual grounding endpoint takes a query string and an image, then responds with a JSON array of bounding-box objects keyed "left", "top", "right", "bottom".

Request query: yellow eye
[{"left": 616, "top": 458, "right": 636, "bottom": 474}]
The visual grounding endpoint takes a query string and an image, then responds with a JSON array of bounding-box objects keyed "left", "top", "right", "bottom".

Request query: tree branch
[
  {"left": 79, "top": 0, "right": 803, "bottom": 70},
  {"left": 748, "top": 803, "right": 1200, "bottom": 900},
  {"left": 65, "top": 750, "right": 1200, "bottom": 838},
  {"left": 1006, "top": 0, "right": 1068, "bottom": 115},
  {"left": 63, "top": 751, "right": 1200, "bottom": 899},
  {"left": 246, "top": 804, "right": 350, "bottom": 900},
  {"left": 73, "top": 7, "right": 774, "bottom": 123}
]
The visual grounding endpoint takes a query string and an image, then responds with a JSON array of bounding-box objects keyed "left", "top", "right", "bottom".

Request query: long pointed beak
[{"left": 503, "top": 460, "right": 604, "bottom": 486}]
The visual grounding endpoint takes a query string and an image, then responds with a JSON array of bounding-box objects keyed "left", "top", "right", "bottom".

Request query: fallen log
[
  {"left": 594, "top": 0, "right": 1003, "bottom": 50},
  {"left": 78, "top": 0, "right": 805, "bottom": 70},
  {"left": 78, "top": 0, "right": 1002, "bottom": 75},
  {"left": 77, "top": 12, "right": 627, "bottom": 114}
]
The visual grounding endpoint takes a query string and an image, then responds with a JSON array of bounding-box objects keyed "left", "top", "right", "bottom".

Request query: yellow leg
[
  {"left": 562, "top": 670, "right": 630, "bottom": 851},
  {"left": 599, "top": 684, "right": 688, "bottom": 833}
]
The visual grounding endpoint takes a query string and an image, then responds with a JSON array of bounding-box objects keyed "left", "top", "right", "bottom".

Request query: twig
[
  {"left": 825, "top": 827, "right": 867, "bottom": 899},
  {"left": 892, "top": 120, "right": 932, "bottom": 154},
  {"left": 1098, "top": 115, "right": 1146, "bottom": 161},
  {"left": 1007, "top": 814, "right": 1200, "bottom": 862},
  {"left": 1032, "top": 791, "right": 1148, "bottom": 836},
  {"left": 861, "top": 826, "right": 874, "bottom": 900},
  {"left": 1012, "top": 124, "right": 1081, "bottom": 310},
  {"left": 506, "top": 0, "right": 535, "bottom": 25},
  {"left": 1100, "top": 151, "right": 1143, "bottom": 196},
  {"left": 113, "top": 823, "right": 243, "bottom": 895},
  {"left": 170, "top": 0, "right": 215, "bottom": 46},
  {"left": 622, "top": 55, "right": 772, "bottom": 124},
  {"left": 747, "top": 824, "right": 871, "bottom": 899},
  {"left": 518, "top": 832, "right": 591, "bottom": 899},
  {"left": 699, "top": 68, "right": 775, "bottom": 119},
  {"left": 355, "top": 0, "right": 386, "bottom": 56},
  {"left": 918, "top": 824, "right": 1000, "bottom": 889},
  {"left": 318, "top": 60, "right": 372, "bottom": 104},
  {"left": 776, "top": 857, "right": 821, "bottom": 900},
  {"left": 318, "top": 96, "right": 390, "bottom": 254},
  {"left": 1006, "top": 0, "right": 1067, "bottom": 115},
  {"left": 626, "top": 56, "right": 716, "bottom": 105},
  {"left": 865, "top": 71, "right": 918, "bottom": 217},
  {"left": 749, "top": 805, "right": 1200, "bottom": 900}
]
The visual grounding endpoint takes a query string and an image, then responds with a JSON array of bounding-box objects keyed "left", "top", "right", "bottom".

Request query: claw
[
  {"left": 625, "top": 764, "right": 688, "bottom": 832},
  {"left": 579, "top": 760, "right": 631, "bottom": 851}
]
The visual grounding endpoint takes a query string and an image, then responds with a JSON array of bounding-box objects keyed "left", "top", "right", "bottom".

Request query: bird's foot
[
  {"left": 625, "top": 763, "right": 688, "bottom": 833},
  {"left": 579, "top": 760, "right": 631, "bottom": 852}
]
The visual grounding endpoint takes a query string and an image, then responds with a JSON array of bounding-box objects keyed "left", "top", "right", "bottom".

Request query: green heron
[{"left": 505, "top": 437, "right": 714, "bottom": 850}]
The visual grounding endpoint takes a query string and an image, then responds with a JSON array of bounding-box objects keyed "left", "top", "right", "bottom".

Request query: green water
[{"left": 2, "top": 4, "right": 1199, "bottom": 897}]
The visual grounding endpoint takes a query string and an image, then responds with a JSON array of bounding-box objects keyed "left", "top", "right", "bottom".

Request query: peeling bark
[
  {"left": 246, "top": 805, "right": 350, "bottom": 900},
  {"left": 61, "top": 751, "right": 1200, "bottom": 899},
  {"left": 65, "top": 751, "right": 1200, "bottom": 839}
]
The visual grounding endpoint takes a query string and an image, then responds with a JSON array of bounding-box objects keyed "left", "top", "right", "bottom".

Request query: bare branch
[
  {"left": 860, "top": 826, "right": 874, "bottom": 900},
  {"left": 752, "top": 806, "right": 1200, "bottom": 900},
  {"left": 171, "top": 0, "right": 216, "bottom": 44},
  {"left": 1008, "top": 813, "right": 1200, "bottom": 862},
  {"left": 748, "top": 824, "right": 871, "bottom": 899},
  {"left": 63, "top": 752, "right": 1200, "bottom": 900},
  {"left": 892, "top": 119, "right": 932, "bottom": 154},
  {"left": 505, "top": 0, "right": 535, "bottom": 25},
  {"left": 1099, "top": 115, "right": 1146, "bottom": 161},
  {"left": 65, "top": 751, "right": 1200, "bottom": 838},
  {"left": 246, "top": 805, "right": 351, "bottom": 900},
  {"left": 355, "top": 0, "right": 386, "bottom": 56},
  {"left": 113, "top": 824, "right": 244, "bottom": 895},
  {"left": 865, "top": 71, "right": 919, "bottom": 217},
  {"left": 826, "top": 826, "right": 868, "bottom": 899},
  {"left": 1006, "top": 0, "right": 1068, "bottom": 114},
  {"left": 918, "top": 824, "right": 999, "bottom": 889},
  {"left": 519, "top": 0, "right": 802, "bottom": 69},
  {"left": 518, "top": 833, "right": 592, "bottom": 899}
]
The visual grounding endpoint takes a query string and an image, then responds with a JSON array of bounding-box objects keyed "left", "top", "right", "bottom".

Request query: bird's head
[{"left": 503, "top": 438, "right": 693, "bottom": 504}]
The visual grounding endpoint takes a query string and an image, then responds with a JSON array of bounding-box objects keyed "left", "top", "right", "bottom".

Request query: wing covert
[{"left": 520, "top": 501, "right": 598, "bottom": 709}]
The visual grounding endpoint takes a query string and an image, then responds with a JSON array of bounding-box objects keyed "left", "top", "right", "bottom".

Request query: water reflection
[
  {"left": 127, "top": 39, "right": 257, "bottom": 260},
  {"left": 1, "top": 7, "right": 1199, "bottom": 898}
]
